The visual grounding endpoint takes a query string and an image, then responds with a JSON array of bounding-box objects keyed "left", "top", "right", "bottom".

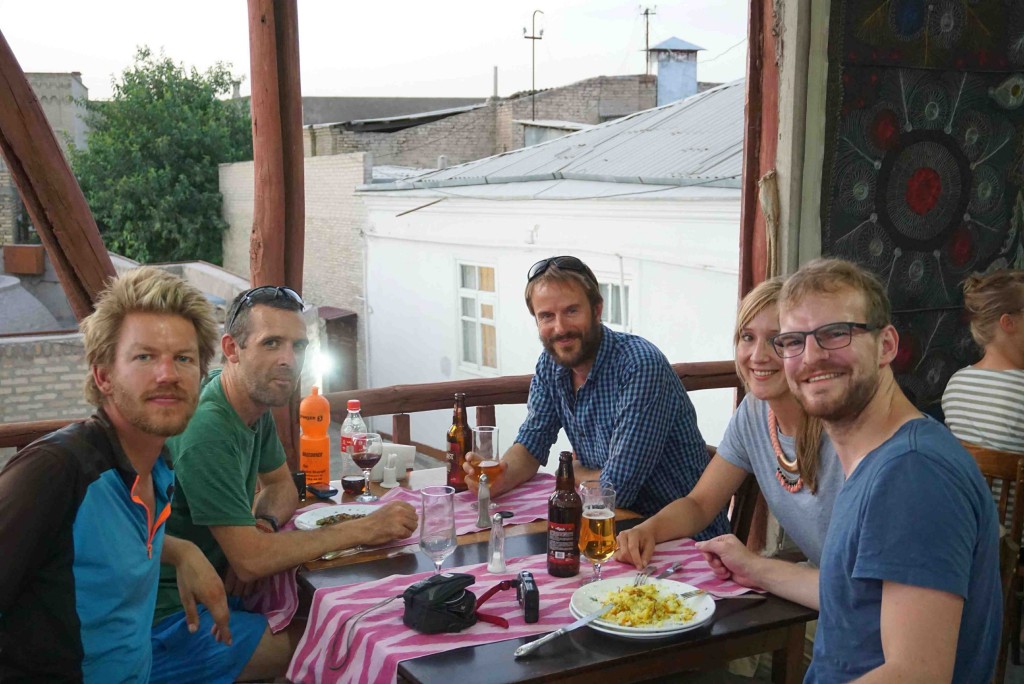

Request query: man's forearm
[
  {"left": 161, "top": 534, "right": 197, "bottom": 565},
  {"left": 750, "top": 557, "right": 820, "bottom": 610},
  {"left": 253, "top": 479, "right": 299, "bottom": 526},
  {"left": 214, "top": 523, "right": 374, "bottom": 582},
  {"left": 573, "top": 460, "right": 601, "bottom": 485}
]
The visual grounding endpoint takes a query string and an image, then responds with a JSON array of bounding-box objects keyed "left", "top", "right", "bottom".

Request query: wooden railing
[{"left": 0, "top": 360, "right": 740, "bottom": 451}]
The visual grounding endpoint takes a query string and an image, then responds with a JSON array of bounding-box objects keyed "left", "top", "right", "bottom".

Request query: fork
[
  {"left": 678, "top": 588, "right": 767, "bottom": 601},
  {"left": 633, "top": 564, "right": 657, "bottom": 586}
]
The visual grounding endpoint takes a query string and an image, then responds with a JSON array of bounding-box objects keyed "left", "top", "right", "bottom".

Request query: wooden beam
[
  {"left": 0, "top": 29, "right": 115, "bottom": 320},
  {"left": 324, "top": 361, "right": 741, "bottom": 420},
  {"left": 247, "top": 0, "right": 305, "bottom": 470}
]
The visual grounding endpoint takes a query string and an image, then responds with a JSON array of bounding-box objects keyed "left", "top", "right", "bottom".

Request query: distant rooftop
[
  {"left": 365, "top": 79, "right": 744, "bottom": 192},
  {"left": 650, "top": 37, "right": 706, "bottom": 52},
  {"left": 299, "top": 96, "right": 486, "bottom": 126}
]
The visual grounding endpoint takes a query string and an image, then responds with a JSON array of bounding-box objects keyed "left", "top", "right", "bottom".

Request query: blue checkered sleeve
[
  {"left": 514, "top": 371, "right": 563, "bottom": 466},
  {"left": 598, "top": 356, "right": 678, "bottom": 510}
]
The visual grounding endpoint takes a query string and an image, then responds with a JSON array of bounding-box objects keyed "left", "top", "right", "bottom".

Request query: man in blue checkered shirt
[{"left": 464, "top": 256, "right": 728, "bottom": 536}]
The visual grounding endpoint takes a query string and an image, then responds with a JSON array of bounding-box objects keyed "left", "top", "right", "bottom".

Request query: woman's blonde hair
[
  {"left": 962, "top": 269, "right": 1024, "bottom": 348},
  {"left": 80, "top": 266, "right": 219, "bottom": 406},
  {"left": 735, "top": 276, "right": 825, "bottom": 493}
]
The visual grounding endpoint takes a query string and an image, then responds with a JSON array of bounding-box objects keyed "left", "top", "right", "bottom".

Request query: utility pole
[
  {"left": 640, "top": 6, "right": 656, "bottom": 75},
  {"left": 523, "top": 10, "right": 544, "bottom": 120}
]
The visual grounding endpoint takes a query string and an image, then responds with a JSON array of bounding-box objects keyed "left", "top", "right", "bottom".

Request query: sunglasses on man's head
[
  {"left": 527, "top": 256, "right": 598, "bottom": 286},
  {"left": 225, "top": 285, "right": 304, "bottom": 330}
]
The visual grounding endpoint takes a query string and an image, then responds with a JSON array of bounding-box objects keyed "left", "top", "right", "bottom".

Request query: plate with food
[
  {"left": 294, "top": 504, "right": 378, "bottom": 531},
  {"left": 569, "top": 577, "right": 715, "bottom": 637}
]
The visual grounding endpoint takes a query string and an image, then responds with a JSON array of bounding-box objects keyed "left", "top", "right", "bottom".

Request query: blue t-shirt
[
  {"left": 515, "top": 325, "right": 729, "bottom": 535},
  {"left": 806, "top": 418, "right": 1001, "bottom": 683}
]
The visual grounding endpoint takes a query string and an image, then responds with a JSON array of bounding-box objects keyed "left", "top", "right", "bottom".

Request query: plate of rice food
[
  {"left": 569, "top": 577, "right": 715, "bottom": 638},
  {"left": 294, "top": 504, "right": 377, "bottom": 531}
]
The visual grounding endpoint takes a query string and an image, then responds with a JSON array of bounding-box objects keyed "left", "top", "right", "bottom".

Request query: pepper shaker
[
  {"left": 487, "top": 510, "right": 507, "bottom": 573},
  {"left": 476, "top": 474, "right": 492, "bottom": 528}
]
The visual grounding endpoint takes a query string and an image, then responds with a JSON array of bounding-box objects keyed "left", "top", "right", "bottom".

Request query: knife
[
  {"left": 654, "top": 561, "right": 682, "bottom": 580},
  {"left": 513, "top": 603, "right": 613, "bottom": 658}
]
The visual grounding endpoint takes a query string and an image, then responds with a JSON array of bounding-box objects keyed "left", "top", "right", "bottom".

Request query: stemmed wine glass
[
  {"left": 578, "top": 481, "right": 617, "bottom": 585},
  {"left": 419, "top": 485, "right": 457, "bottom": 574},
  {"left": 348, "top": 432, "right": 383, "bottom": 503}
]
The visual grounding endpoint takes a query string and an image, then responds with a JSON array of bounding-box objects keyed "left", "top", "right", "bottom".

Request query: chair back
[{"left": 959, "top": 440, "right": 1024, "bottom": 684}]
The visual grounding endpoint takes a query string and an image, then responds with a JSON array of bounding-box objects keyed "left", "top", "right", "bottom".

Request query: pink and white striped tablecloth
[
  {"left": 246, "top": 474, "right": 557, "bottom": 632},
  {"left": 286, "top": 538, "right": 755, "bottom": 684}
]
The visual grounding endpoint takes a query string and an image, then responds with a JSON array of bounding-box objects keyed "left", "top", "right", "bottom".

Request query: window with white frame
[
  {"left": 458, "top": 263, "right": 498, "bottom": 370},
  {"left": 599, "top": 282, "right": 630, "bottom": 331}
]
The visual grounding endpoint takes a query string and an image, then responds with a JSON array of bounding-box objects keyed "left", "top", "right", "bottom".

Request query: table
[{"left": 298, "top": 520, "right": 817, "bottom": 684}]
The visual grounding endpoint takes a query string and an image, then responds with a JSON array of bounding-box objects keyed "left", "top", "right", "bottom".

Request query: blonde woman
[
  {"left": 616, "top": 277, "right": 843, "bottom": 569},
  {"left": 942, "top": 269, "right": 1024, "bottom": 453}
]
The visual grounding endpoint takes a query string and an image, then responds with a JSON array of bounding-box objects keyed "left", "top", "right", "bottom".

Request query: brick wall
[
  {"left": 219, "top": 153, "right": 372, "bottom": 387},
  {"left": 303, "top": 75, "right": 657, "bottom": 166},
  {"left": 0, "top": 334, "right": 91, "bottom": 424},
  {"left": 0, "top": 167, "right": 17, "bottom": 245}
]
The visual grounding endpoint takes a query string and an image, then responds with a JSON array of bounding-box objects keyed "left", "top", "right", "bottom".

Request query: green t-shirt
[{"left": 153, "top": 368, "right": 287, "bottom": 623}]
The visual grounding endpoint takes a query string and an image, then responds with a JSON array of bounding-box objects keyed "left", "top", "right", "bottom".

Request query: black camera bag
[{"left": 402, "top": 572, "right": 478, "bottom": 634}]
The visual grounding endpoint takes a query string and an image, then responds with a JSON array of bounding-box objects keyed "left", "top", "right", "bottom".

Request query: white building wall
[{"left": 361, "top": 190, "right": 740, "bottom": 466}]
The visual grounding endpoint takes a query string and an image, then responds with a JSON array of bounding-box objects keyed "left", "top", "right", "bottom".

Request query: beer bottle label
[
  {"left": 446, "top": 451, "right": 455, "bottom": 473},
  {"left": 547, "top": 521, "right": 578, "bottom": 565}
]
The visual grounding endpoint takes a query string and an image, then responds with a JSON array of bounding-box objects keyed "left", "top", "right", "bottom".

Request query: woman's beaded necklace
[{"left": 769, "top": 408, "right": 803, "bottom": 493}]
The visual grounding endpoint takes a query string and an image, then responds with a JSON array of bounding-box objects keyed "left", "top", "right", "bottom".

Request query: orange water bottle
[{"left": 300, "top": 386, "right": 331, "bottom": 485}]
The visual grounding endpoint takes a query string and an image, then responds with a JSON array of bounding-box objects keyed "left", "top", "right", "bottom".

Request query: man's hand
[
  {"left": 694, "top": 534, "right": 764, "bottom": 588},
  {"left": 350, "top": 501, "right": 417, "bottom": 546},
  {"left": 463, "top": 452, "right": 511, "bottom": 496},
  {"left": 172, "top": 541, "right": 233, "bottom": 645},
  {"left": 614, "top": 524, "right": 657, "bottom": 569}
]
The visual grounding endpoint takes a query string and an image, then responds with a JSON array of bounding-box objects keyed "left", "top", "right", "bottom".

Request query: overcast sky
[{"left": 0, "top": 0, "right": 748, "bottom": 100}]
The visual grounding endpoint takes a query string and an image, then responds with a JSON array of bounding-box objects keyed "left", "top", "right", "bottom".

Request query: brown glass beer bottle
[
  {"left": 547, "top": 451, "right": 582, "bottom": 577},
  {"left": 446, "top": 392, "right": 471, "bottom": 492}
]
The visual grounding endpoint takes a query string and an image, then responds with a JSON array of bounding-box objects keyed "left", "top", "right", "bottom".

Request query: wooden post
[
  {"left": 0, "top": 29, "right": 115, "bottom": 319},
  {"left": 247, "top": 0, "right": 305, "bottom": 469},
  {"left": 392, "top": 414, "right": 411, "bottom": 445},
  {"left": 475, "top": 405, "right": 496, "bottom": 428}
]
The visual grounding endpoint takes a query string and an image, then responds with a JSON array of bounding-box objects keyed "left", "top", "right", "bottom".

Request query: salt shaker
[
  {"left": 487, "top": 510, "right": 507, "bottom": 573},
  {"left": 476, "top": 474, "right": 492, "bottom": 528}
]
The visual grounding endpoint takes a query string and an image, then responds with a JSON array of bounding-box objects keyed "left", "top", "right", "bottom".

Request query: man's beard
[
  {"left": 109, "top": 384, "right": 197, "bottom": 437},
  {"left": 794, "top": 365, "right": 879, "bottom": 424},
  {"left": 541, "top": 319, "right": 603, "bottom": 369},
  {"left": 246, "top": 370, "right": 299, "bottom": 408}
]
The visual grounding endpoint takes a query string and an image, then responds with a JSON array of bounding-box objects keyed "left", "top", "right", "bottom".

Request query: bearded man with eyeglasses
[
  {"left": 463, "top": 255, "right": 729, "bottom": 536},
  {"left": 696, "top": 258, "right": 1001, "bottom": 683},
  {"left": 149, "top": 286, "right": 416, "bottom": 683}
]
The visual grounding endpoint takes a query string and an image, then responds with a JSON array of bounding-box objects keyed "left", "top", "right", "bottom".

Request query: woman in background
[{"left": 942, "top": 269, "right": 1024, "bottom": 454}]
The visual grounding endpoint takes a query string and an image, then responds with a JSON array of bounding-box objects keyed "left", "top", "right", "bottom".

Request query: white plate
[
  {"left": 569, "top": 577, "right": 716, "bottom": 637},
  {"left": 294, "top": 504, "right": 379, "bottom": 531}
]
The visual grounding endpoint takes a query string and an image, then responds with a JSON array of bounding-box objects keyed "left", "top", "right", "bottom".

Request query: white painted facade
[{"left": 359, "top": 181, "right": 741, "bottom": 469}]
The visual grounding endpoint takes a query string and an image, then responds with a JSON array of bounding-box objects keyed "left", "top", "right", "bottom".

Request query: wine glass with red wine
[{"left": 348, "top": 432, "right": 383, "bottom": 503}]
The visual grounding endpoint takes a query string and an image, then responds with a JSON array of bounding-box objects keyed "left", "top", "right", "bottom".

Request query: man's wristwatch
[{"left": 255, "top": 514, "right": 279, "bottom": 533}]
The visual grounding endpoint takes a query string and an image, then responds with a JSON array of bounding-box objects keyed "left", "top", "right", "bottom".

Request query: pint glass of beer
[{"left": 578, "top": 481, "right": 616, "bottom": 585}]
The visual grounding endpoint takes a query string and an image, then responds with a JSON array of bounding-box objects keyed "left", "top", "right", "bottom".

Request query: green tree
[{"left": 71, "top": 47, "right": 252, "bottom": 264}]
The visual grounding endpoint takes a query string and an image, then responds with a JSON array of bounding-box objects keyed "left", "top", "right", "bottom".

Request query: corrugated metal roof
[
  {"left": 650, "top": 37, "right": 705, "bottom": 52},
  {"left": 366, "top": 79, "right": 744, "bottom": 192}
]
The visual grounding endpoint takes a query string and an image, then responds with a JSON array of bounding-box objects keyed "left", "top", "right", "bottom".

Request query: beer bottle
[
  {"left": 446, "top": 392, "right": 471, "bottom": 492},
  {"left": 547, "top": 451, "right": 582, "bottom": 577}
]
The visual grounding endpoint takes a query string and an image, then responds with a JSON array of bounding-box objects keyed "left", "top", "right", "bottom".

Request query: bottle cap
[{"left": 347, "top": 399, "right": 361, "bottom": 411}]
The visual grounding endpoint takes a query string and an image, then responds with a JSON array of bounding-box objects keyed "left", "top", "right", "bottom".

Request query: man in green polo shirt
[{"left": 151, "top": 286, "right": 417, "bottom": 683}]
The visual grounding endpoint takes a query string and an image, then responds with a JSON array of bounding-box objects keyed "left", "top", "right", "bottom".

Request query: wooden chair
[{"left": 959, "top": 440, "right": 1024, "bottom": 683}]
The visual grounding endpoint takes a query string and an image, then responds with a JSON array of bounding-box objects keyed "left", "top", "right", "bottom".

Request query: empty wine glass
[
  {"left": 419, "top": 485, "right": 457, "bottom": 574},
  {"left": 578, "top": 482, "right": 616, "bottom": 585},
  {"left": 348, "top": 432, "right": 382, "bottom": 503}
]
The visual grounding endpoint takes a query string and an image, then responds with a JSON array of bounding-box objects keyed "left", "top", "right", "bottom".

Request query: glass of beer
[
  {"left": 578, "top": 481, "right": 616, "bottom": 585},
  {"left": 472, "top": 426, "right": 501, "bottom": 485}
]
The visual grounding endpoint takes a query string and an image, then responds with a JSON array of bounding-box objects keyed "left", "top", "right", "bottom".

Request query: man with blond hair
[
  {"left": 697, "top": 258, "right": 1001, "bottom": 682},
  {"left": 0, "top": 267, "right": 230, "bottom": 682}
]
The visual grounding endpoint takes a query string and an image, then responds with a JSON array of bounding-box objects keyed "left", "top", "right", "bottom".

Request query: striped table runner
[
  {"left": 286, "top": 538, "right": 755, "bottom": 684},
  {"left": 246, "top": 473, "right": 557, "bottom": 632}
]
